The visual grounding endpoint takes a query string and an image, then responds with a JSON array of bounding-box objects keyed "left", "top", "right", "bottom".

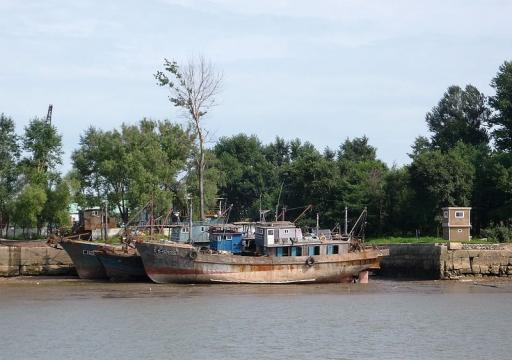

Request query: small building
[{"left": 441, "top": 207, "right": 471, "bottom": 242}]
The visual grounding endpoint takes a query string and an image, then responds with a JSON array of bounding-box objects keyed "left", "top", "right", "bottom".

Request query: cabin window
[
  {"left": 291, "top": 246, "right": 302, "bottom": 256},
  {"left": 92, "top": 211, "right": 98, "bottom": 216},
  {"left": 267, "top": 229, "right": 274, "bottom": 236},
  {"left": 225, "top": 235, "right": 232, "bottom": 240},
  {"left": 443, "top": 211, "right": 448, "bottom": 219},
  {"left": 308, "top": 246, "right": 321, "bottom": 256},
  {"left": 282, "top": 247, "right": 290, "bottom": 256},
  {"left": 201, "top": 226, "right": 205, "bottom": 232},
  {"left": 257, "top": 228, "right": 264, "bottom": 234},
  {"left": 457, "top": 229, "right": 463, "bottom": 233},
  {"left": 455, "top": 211, "right": 464, "bottom": 218},
  {"left": 332, "top": 245, "right": 339, "bottom": 254},
  {"left": 182, "top": 228, "right": 189, "bottom": 233},
  {"left": 284, "top": 229, "right": 289, "bottom": 234}
]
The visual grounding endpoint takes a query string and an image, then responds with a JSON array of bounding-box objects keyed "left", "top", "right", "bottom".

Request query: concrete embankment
[
  {"left": 377, "top": 243, "right": 512, "bottom": 280},
  {"left": 0, "top": 240, "right": 75, "bottom": 277}
]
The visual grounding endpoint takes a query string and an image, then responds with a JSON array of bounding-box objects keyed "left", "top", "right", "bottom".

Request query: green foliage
[
  {"left": 481, "top": 223, "right": 512, "bottom": 243},
  {"left": 72, "top": 119, "right": 191, "bottom": 223},
  {"left": 367, "top": 236, "right": 444, "bottom": 244},
  {"left": 22, "top": 118, "right": 63, "bottom": 176},
  {"left": 12, "top": 184, "right": 47, "bottom": 233},
  {"left": 489, "top": 61, "right": 512, "bottom": 151},
  {"left": 408, "top": 143, "right": 476, "bottom": 232},
  {"left": 41, "top": 180, "right": 71, "bottom": 231},
  {"left": 0, "top": 114, "right": 20, "bottom": 231},
  {"left": 426, "top": 85, "right": 490, "bottom": 151}
]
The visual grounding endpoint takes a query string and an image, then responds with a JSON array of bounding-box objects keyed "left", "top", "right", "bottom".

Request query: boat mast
[
  {"left": 344, "top": 206, "right": 348, "bottom": 235},
  {"left": 316, "top": 213, "right": 319, "bottom": 236},
  {"left": 188, "top": 195, "right": 193, "bottom": 243}
]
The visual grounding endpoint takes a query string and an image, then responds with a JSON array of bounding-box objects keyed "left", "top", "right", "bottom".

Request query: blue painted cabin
[{"left": 209, "top": 225, "right": 243, "bottom": 254}]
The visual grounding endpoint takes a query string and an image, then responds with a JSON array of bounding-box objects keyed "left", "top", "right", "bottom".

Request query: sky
[{"left": 1, "top": 0, "right": 511, "bottom": 172}]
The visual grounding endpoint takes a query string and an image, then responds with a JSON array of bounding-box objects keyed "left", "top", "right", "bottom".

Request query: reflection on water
[{"left": 1, "top": 278, "right": 511, "bottom": 360}]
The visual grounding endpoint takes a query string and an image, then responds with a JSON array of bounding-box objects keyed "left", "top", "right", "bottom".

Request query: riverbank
[{"left": 2, "top": 240, "right": 512, "bottom": 281}]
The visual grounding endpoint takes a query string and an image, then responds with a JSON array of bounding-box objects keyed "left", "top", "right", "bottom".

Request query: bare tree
[{"left": 155, "top": 56, "right": 223, "bottom": 220}]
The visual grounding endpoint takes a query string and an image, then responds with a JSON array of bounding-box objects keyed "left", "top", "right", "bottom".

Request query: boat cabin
[
  {"left": 170, "top": 222, "right": 211, "bottom": 244},
  {"left": 209, "top": 225, "right": 243, "bottom": 254},
  {"left": 255, "top": 222, "right": 349, "bottom": 257}
]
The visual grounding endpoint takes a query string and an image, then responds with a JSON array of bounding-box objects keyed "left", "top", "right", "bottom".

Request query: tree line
[{"left": 2, "top": 60, "right": 512, "bottom": 240}]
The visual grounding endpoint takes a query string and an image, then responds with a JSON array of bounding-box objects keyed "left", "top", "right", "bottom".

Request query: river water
[{"left": 0, "top": 278, "right": 511, "bottom": 360}]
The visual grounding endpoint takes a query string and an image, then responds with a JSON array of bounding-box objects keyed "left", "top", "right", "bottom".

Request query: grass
[{"left": 366, "top": 236, "right": 443, "bottom": 245}]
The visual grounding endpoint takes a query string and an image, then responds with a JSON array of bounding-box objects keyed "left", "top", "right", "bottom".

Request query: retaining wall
[
  {"left": 377, "top": 243, "right": 512, "bottom": 280},
  {"left": 0, "top": 241, "right": 74, "bottom": 277},
  {"left": 377, "top": 244, "right": 444, "bottom": 279},
  {"left": 442, "top": 244, "right": 512, "bottom": 279}
]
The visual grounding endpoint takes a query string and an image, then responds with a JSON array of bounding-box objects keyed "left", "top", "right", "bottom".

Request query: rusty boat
[
  {"left": 59, "top": 239, "right": 109, "bottom": 280},
  {"left": 136, "top": 210, "right": 389, "bottom": 284}
]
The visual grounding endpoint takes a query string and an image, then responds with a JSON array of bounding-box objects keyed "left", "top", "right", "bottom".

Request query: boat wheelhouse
[{"left": 209, "top": 224, "right": 243, "bottom": 254}]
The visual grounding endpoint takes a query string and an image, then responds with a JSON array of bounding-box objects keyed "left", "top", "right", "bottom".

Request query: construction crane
[{"left": 46, "top": 104, "right": 53, "bottom": 125}]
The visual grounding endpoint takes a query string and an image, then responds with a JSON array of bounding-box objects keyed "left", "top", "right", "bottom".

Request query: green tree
[
  {"left": 489, "top": 60, "right": 512, "bottom": 151},
  {"left": 426, "top": 85, "right": 490, "bottom": 151},
  {"left": 12, "top": 184, "right": 47, "bottom": 238},
  {"left": 155, "top": 56, "right": 223, "bottom": 220},
  {"left": 214, "top": 134, "right": 277, "bottom": 220},
  {"left": 0, "top": 114, "right": 20, "bottom": 236},
  {"left": 72, "top": 120, "right": 191, "bottom": 223},
  {"left": 408, "top": 143, "right": 476, "bottom": 233},
  {"left": 337, "top": 137, "right": 388, "bottom": 235},
  {"left": 22, "top": 118, "right": 63, "bottom": 178},
  {"left": 18, "top": 118, "right": 65, "bottom": 235}
]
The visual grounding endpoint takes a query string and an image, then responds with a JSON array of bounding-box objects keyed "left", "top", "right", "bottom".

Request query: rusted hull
[
  {"left": 96, "top": 253, "right": 149, "bottom": 282},
  {"left": 136, "top": 242, "right": 387, "bottom": 284},
  {"left": 60, "top": 240, "right": 108, "bottom": 279}
]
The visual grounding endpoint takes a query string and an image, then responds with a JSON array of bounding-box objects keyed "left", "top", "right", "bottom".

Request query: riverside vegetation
[{"left": 2, "top": 60, "right": 512, "bottom": 242}]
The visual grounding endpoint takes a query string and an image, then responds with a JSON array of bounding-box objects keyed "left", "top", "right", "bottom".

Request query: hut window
[
  {"left": 332, "top": 245, "right": 339, "bottom": 254},
  {"left": 455, "top": 211, "right": 464, "bottom": 218}
]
